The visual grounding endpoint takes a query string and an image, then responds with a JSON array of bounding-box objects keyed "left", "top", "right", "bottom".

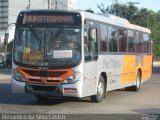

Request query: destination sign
[{"left": 23, "top": 15, "right": 75, "bottom": 24}]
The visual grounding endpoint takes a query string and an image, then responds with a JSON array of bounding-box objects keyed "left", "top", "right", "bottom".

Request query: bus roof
[
  {"left": 81, "top": 11, "right": 151, "bottom": 34},
  {"left": 19, "top": 9, "right": 151, "bottom": 34}
]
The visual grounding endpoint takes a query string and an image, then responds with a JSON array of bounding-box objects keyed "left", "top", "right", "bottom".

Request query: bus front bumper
[
  {"left": 12, "top": 78, "right": 83, "bottom": 98},
  {"left": 12, "top": 78, "right": 26, "bottom": 94}
]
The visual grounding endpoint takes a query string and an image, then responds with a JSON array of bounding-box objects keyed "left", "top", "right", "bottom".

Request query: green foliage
[{"left": 97, "top": 1, "right": 160, "bottom": 59}]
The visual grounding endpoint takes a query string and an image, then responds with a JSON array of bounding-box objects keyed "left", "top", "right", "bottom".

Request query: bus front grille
[
  {"left": 28, "top": 78, "right": 61, "bottom": 84},
  {"left": 23, "top": 70, "right": 67, "bottom": 77},
  {"left": 31, "top": 85, "right": 58, "bottom": 92}
]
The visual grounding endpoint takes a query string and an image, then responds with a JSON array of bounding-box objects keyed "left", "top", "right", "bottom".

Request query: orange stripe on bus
[
  {"left": 16, "top": 67, "right": 75, "bottom": 85},
  {"left": 121, "top": 55, "right": 152, "bottom": 84}
]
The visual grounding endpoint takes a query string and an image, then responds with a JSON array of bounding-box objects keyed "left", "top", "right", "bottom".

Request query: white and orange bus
[{"left": 11, "top": 10, "right": 152, "bottom": 102}]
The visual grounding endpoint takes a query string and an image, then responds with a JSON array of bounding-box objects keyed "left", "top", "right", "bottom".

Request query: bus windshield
[{"left": 14, "top": 27, "right": 81, "bottom": 68}]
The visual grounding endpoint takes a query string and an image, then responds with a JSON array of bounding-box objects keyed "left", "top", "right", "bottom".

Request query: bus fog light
[
  {"left": 63, "top": 72, "right": 81, "bottom": 84},
  {"left": 12, "top": 70, "right": 25, "bottom": 82}
]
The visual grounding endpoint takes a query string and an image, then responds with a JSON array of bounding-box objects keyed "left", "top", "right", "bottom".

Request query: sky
[
  {"left": 77, "top": 0, "right": 160, "bottom": 13},
  {"left": 9, "top": 0, "right": 160, "bottom": 23}
]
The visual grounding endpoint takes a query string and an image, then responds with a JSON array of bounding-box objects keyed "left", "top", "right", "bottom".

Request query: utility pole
[
  {"left": 27, "top": 0, "right": 31, "bottom": 9},
  {"left": 126, "top": 2, "right": 140, "bottom": 6},
  {"left": 48, "top": 0, "right": 51, "bottom": 9},
  {"left": 29, "top": 0, "right": 31, "bottom": 9},
  {"left": 126, "top": 2, "right": 140, "bottom": 21}
]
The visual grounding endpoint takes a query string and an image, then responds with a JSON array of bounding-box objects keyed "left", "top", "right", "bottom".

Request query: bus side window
[
  {"left": 84, "top": 21, "right": 98, "bottom": 61},
  {"left": 136, "top": 32, "right": 143, "bottom": 53},
  {"left": 100, "top": 24, "right": 108, "bottom": 52},
  {"left": 108, "top": 26, "right": 118, "bottom": 52},
  {"left": 118, "top": 28, "right": 127, "bottom": 52},
  {"left": 84, "top": 27, "right": 91, "bottom": 60},
  {"left": 128, "top": 30, "right": 135, "bottom": 52},
  {"left": 143, "top": 33, "right": 150, "bottom": 53}
]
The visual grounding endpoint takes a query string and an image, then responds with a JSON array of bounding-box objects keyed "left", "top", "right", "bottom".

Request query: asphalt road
[{"left": 0, "top": 67, "right": 160, "bottom": 120}]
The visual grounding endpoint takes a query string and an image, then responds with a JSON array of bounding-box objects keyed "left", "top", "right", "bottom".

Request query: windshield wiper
[
  {"left": 29, "top": 26, "right": 41, "bottom": 42},
  {"left": 49, "top": 26, "right": 64, "bottom": 42}
]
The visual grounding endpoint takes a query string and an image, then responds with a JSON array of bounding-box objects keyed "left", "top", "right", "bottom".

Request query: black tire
[
  {"left": 91, "top": 75, "right": 105, "bottom": 103},
  {"left": 125, "top": 71, "right": 141, "bottom": 91}
]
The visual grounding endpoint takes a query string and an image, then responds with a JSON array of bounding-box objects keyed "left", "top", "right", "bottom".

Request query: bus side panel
[
  {"left": 82, "top": 61, "right": 98, "bottom": 97},
  {"left": 120, "top": 54, "right": 152, "bottom": 87},
  {"left": 120, "top": 55, "right": 137, "bottom": 86},
  {"left": 141, "top": 54, "right": 152, "bottom": 81},
  {"left": 97, "top": 55, "right": 125, "bottom": 91}
]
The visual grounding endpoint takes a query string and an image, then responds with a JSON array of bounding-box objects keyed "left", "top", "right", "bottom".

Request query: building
[
  {"left": 0, "top": 0, "right": 8, "bottom": 31},
  {"left": 51, "top": 0, "right": 77, "bottom": 10},
  {"left": 8, "top": 0, "right": 48, "bottom": 24},
  {"left": 0, "top": 0, "right": 8, "bottom": 44}
]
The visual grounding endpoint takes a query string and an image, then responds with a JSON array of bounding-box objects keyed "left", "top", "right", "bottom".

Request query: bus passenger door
[{"left": 83, "top": 24, "right": 99, "bottom": 97}]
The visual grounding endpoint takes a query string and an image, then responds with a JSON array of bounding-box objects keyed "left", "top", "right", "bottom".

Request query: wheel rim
[{"left": 97, "top": 82, "right": 104, "bottom": 98}]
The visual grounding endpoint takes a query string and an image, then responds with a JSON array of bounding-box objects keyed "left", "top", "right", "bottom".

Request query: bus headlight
[
  {"left": 12, "top": 70, "right": 25, "bottom": 82},
  {"left": 64, "top": 72, "right": 81, "bottom": 84}
]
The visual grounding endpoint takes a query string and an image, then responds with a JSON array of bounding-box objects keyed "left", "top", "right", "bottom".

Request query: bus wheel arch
[
  {"left": 91, "top": 72, "right": 107, "bottom": 103},
  {"left": 125, "top": 69, "right": 142, "bottom": 91},
  {"left": 138, "top": 68, "right": 142, "bottom": 81},
  {"left": 101, "top": 72, "right": 107, "bottom": 93}
]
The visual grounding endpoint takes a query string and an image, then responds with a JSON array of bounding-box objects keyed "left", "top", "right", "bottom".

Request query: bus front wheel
[{"left": 91, "top": 75, "right": 105, "bottom": 103}]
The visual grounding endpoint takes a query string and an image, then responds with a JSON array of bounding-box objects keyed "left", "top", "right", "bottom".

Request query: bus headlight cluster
[
  {"left": 12, "top": 69, "right": 25, "bottom": 82},
  {"left": 64, "top": 72, "right": 81, "bottom": 84}
]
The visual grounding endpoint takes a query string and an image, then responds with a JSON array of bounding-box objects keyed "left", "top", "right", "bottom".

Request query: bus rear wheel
[
  {"left": 125, "top": 71, "right": 141, "bottom": 91},
  {"left": 91, "top": 75, "right": 105, "bottom": 103}
]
